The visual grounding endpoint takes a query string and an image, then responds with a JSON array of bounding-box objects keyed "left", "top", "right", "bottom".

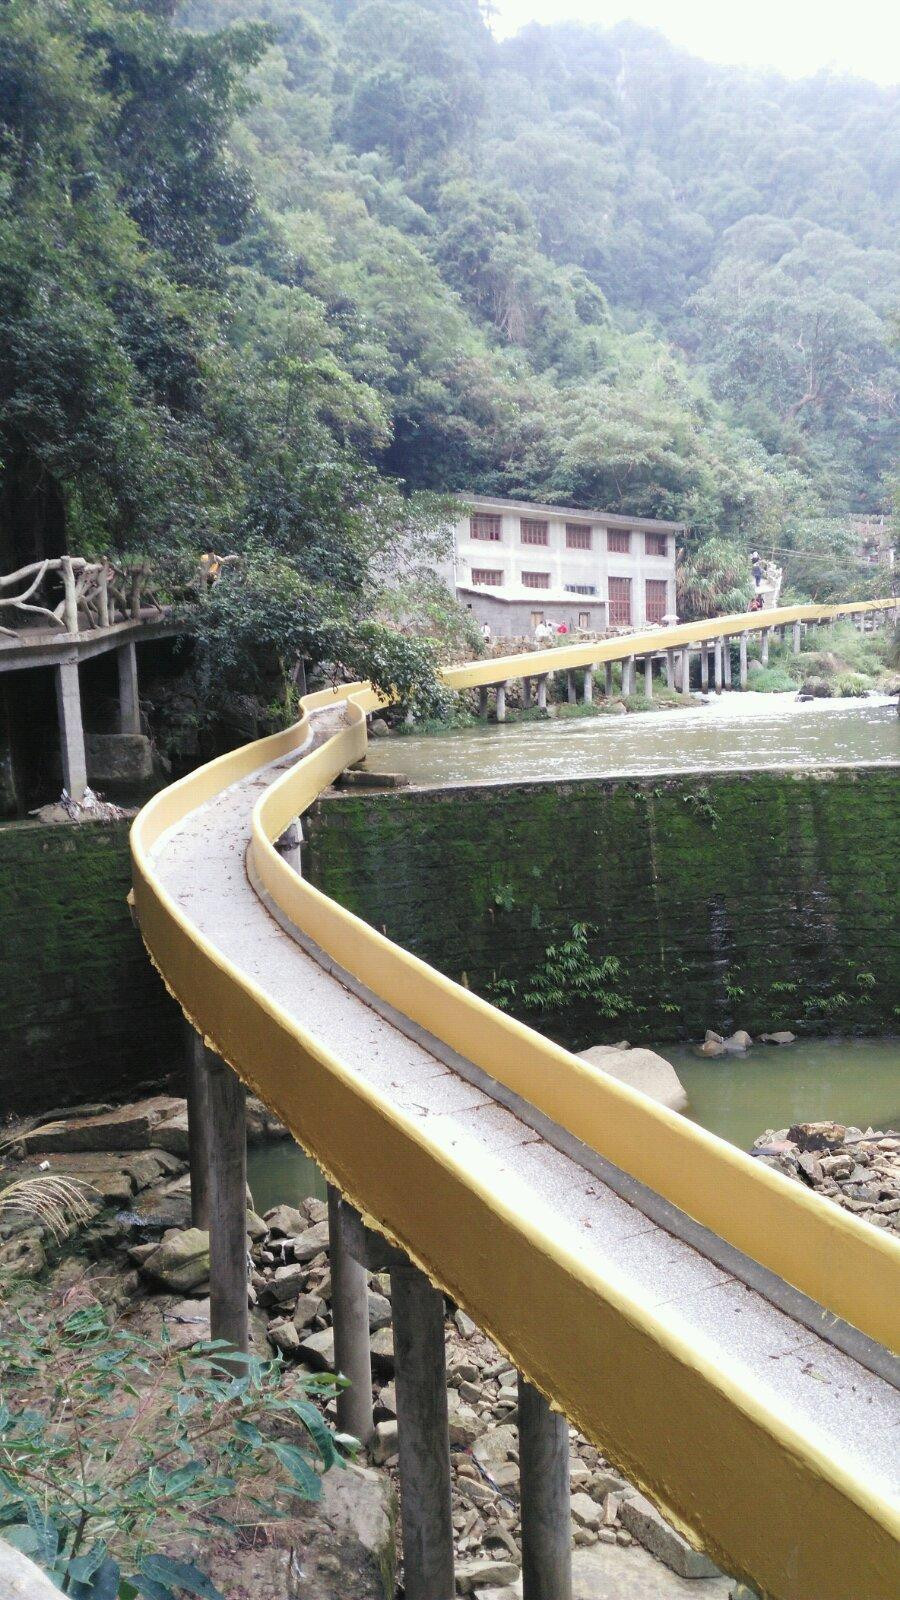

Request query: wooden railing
[{"left": 0, "top": 556, "right": 162, "bottom": 639}]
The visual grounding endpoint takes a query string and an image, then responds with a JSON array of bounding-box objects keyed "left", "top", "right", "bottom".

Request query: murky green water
[
  {"left": 247, "top": 1038, "right": 899, "bottom": 1207},
  {"left": 363, "top": 694, "right": 899, "bottom": 787},
  {"left": 666, "top": 1037, "right": 900, "bottom": 1149}
]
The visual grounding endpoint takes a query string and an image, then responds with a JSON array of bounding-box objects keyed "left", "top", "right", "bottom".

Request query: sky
[{"left": 489, "top": 1, "right": 900, "bottom": 87}]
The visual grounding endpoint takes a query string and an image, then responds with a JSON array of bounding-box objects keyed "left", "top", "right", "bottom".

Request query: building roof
[{"left": 458, "top": 493, "right": 684, "bottom": 535}]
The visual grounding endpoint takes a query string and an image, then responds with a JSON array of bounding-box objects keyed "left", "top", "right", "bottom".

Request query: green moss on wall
[
  {"left": 305, "top": 770, "right": 899, "bottom": 1046},
  {"left": 0, "top": 820, "right": 182, "bottom": 1112}
]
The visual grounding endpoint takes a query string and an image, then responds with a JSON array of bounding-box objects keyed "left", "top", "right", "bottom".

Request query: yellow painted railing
[{"left": 131, "top": 598, "right": 899, "bottom": 1600}]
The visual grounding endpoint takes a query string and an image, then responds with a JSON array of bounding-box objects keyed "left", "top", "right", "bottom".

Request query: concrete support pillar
[
  {"left": 792, "top": 621, "right": 802, "bottom": 655},
  {"left": 117, "top": 641, "right": 141, "bottom": 734},
  {"left": 665, "top": 648, "right": 675, "bottom": 689},
  {"left": 55, "top": 661, "right": 87, "bottom": 801},
  {"left": 327, "top": 1187, "right": 375, "bottom": 1446},
  {"left": 700, "top": 644, "right": 709, "bottom": 693},
  {"left": 739, "top": 634, "right": 748, "bottom": 690},
  {"left": 522, "top": 677, "right": 532, "bottom": 709},
  {"left": 583, "top": 668, "right": 593, "bottom": 704},
  {"left": 566, "top": 671, "right": 577, "bottom": 705},
  {"left": 761, "top": 629, "right": 770, "bottom": 666},
  {"left": 722, "top": 638, "right": 732, "bottom": 688},
  {"left": 205, "top": 1051, "right": 248, "bottom": 1358},
  {"left": 495, "top": 682, "right": 507, "bottom": 723},
  {"left": 604, "top": 663, "right": 613, "bottom": 697},
  {"left": 389, "top": 1259, "right": 454, "bottom": 1600},
  {"left": 478, "top": 687, "right": 488, "bottom": 720},
  {"left": 622, "top": 656, "right": 636, "bottom": 696},
  {"left": 643, "top": 656, "right": 653, "bottom": 698},
  {"left": 518, "top": 1376, "right": 572, "bottom": 1600},
  {"left": 714, "top": 637, "right": 723, "bottom": 694},
  {"left": 186, "top": 1029, "right": 211, "bottom": 1230},
  {"left": 679, "top": 646, "right": 691, "bottom": 694},
  {"left": 536, "top": 675, "right": 548, "bottom": 711}
]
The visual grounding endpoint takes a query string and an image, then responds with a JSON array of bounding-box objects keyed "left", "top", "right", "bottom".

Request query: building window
[
  {"left": 607, "top": 528, "right": 631, "bottom": 554},
  {"left": 471, "top": 513, "right": 502, "bottom": 541},
  {"left": 520, "top": 518, "right": 549, "bottom": 545},
  {"left": 565, "top": 583, "right": 596, "bottom": 595},
  {"left": 645, "top": 579, "right": 668, "bottom": 623},
  {"left": 645, "top": 531, "right": 668, "bottom": 557},
  {"left": 522, "top": 571, "right": 550, "bottom": 589},
  {"left": 566, "top": 522, "right": 592, "bottom": 550},
  {"left": 608, "top": 576, "right": 632, "bottom": 625},
  {"left": 578, "top": 611, "right": 591, "bottom": 630},
  {"left": 530, "top": 610, "right": 545, "bottom": 628},
  {"left": 471, "top": 568, "right": 503, "bottom": 586}
]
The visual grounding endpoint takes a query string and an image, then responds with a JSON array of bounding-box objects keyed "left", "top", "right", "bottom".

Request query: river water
[
  {"left": 246, "top": 1037, "right": 899, "bottom": 1209},
  {"left": 363, "top": 692, "right": 899, "bottom": 787}
]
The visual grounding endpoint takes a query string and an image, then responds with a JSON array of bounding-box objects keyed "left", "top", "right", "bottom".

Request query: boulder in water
[{"left": 579, "top": 1046, "right": 687, "bottom": 1112}]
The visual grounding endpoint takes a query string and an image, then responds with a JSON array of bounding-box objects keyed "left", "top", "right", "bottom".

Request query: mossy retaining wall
[
  {"left": 0, "top": 820, "right": 182, "bottom": 1113},
  {"left": 305, "top": 770, "right": 899, "bottom": 1048}
]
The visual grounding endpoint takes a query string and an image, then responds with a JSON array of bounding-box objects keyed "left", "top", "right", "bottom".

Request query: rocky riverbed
[
  {"left": 1, "top": 1093, "right": 837, "bottom": 1599},
  {"left": 751, "top": 1120, "right": 900, "bottom": 1230}
]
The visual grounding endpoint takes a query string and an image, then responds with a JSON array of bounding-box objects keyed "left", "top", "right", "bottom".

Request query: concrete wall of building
[
  {"left": 449, "top": 498, "right": 678, "bottom": 632},
  {"left": 459, "top": 590, "right": 607, "bottom": 639}
]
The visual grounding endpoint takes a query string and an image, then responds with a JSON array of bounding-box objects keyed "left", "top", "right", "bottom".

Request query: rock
[
  {"left": 305, "top": 1197, "right": 328, "bottom": 1224},
  {"left": 293, "top": 1292, "right": 325, "bottom": 1330},
  {"left": 618, "top": 1494, "right": 722, "bottom": 1579},
  {"left": 130, "top": 1173, "right": 194, "bottom": 1230},
  {"left": 245, "top": 1097, "right": 290, "bottom": 1144},
  {"left": 245, "top": 1208, "right": 269, "bottom": 1242},
  {"left": 292, "top": 1220, "right": 331, "bottom": 1261},
  {"left": 697, "top": 1038, "right": 726, "bottom": 1057},
  {"left": 571, "top": 1491, "right": 602, "bottom": 1531},
  {"left": 788, "top": 1121, "right": 846, "bottom": 1152},
  {"left": 0, "top": 1538, "right": 67, "bottom": 1598},
  {"left": 263, "top": 1262, "right": 309, "bottom": 1305},
  {"left": 150, "top": 1109, "right": 190, "bottom": 1155},
  {"left": 760, "top": 1031, "right": 796, "bottom": 1046},
  {"left": 704, "top": 1030, "right": 724, "bottom": 1044},
  {"left": 370, "top": 1326, "right": 395, "bottom": 1375},
  {"left": 447, "top": 1394, "right": 485, "bottom": 1447},
  {"left": 264, "top": 1203, "right": 308, "bottom": 1237},
  {"left": 456, "top": 1559, "right": 520, "bottom": 1594},
  {"left": 799, "top": 676, "right": 831, "bottom": 697},
  {"left": 21, "top": 1096, "right": 183, "bottom": 1154},
  {"left": 0, "top": 1230, "right": 46, "bottom": 1277},
  {"left": 371, "top": 1419, "right": 399, "bottom": 1464},
  {"left": 140, "top": 1227, "right": 210, "bottom": 1292},
  {"left": 298, "top": 1327, "right": 336, "bottom": 1370},
  {"left": 473, "top": 1424, "right": 518, "bottom": 1473},
  {"left": 161, "top": 1298, "right": 211, "bottom": 1350},
  {"left": 455, "top": 1309, "right": 477, "bottom": 1338},
  {"left": 376, "top": 1380, "right": 397, "bottom": 1417},
  {"left": 268, "top": 1319, "right": 302, "bottom": 1356},
  {"left": 723, "top": 1030, "right": 753, "bottom": 1052},
  {"left": 367, "top": 1290, "right": 392, "bottom": 1332},
  {"left": 571, "top": 1544, "right": 732, "bottom": 1598},
  {"left": 578, "top": 1046, "right": 687, "bottom": 1113}
]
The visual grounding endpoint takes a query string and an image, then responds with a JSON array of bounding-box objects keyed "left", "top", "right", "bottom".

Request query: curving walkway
[{"left": 132, "top": 601, "right": 900, "bottom": 1600}]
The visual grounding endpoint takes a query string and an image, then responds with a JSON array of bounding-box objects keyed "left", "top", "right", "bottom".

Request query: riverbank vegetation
[{"left": 2, "top": 0, "right": 896, "bottom": 730}]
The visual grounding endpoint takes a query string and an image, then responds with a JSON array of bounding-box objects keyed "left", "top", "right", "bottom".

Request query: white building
[{"left": 444, "top": 495, "right": 682, "bottom": 639}]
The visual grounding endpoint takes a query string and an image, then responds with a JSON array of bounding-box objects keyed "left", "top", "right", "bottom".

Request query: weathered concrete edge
[{"left": 249, "top": 848, "right": 900, "bottom": 1394}]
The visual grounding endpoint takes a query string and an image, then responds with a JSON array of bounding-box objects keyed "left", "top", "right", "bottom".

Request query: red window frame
[
  {"left": 471, "top": 568, "right": 503, "bottom": 586},
  {"left": 607, "top": 528, "right": 631, "bottom": 554},
  {"left": 566, "top": 522, "right": 592, "bottom": 550},
  {"left": 522, "top": 571, "right": 550, "bottom": 589},
  {"left": 645, "top": 579, "right": 668, "bottom": 623},
  {"left": 520, "top": 518, "right": 549, "bottom": 545},
  {"left": 471, "top": 514, "right": 502, "bottom": 541},
  {"left": 608, "top": 576, "right": 632, "bottom": 625},
  {"left": 645, "top": 531, "right": 668, "bottom": 557}
]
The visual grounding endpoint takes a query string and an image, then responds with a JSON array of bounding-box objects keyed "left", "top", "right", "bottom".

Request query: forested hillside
[
  {"left": 1, "top": 0, "right": 896, "bottom": 711},
  {"left": 178, "top": 0, "right": 899, "bottom": 544}
]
